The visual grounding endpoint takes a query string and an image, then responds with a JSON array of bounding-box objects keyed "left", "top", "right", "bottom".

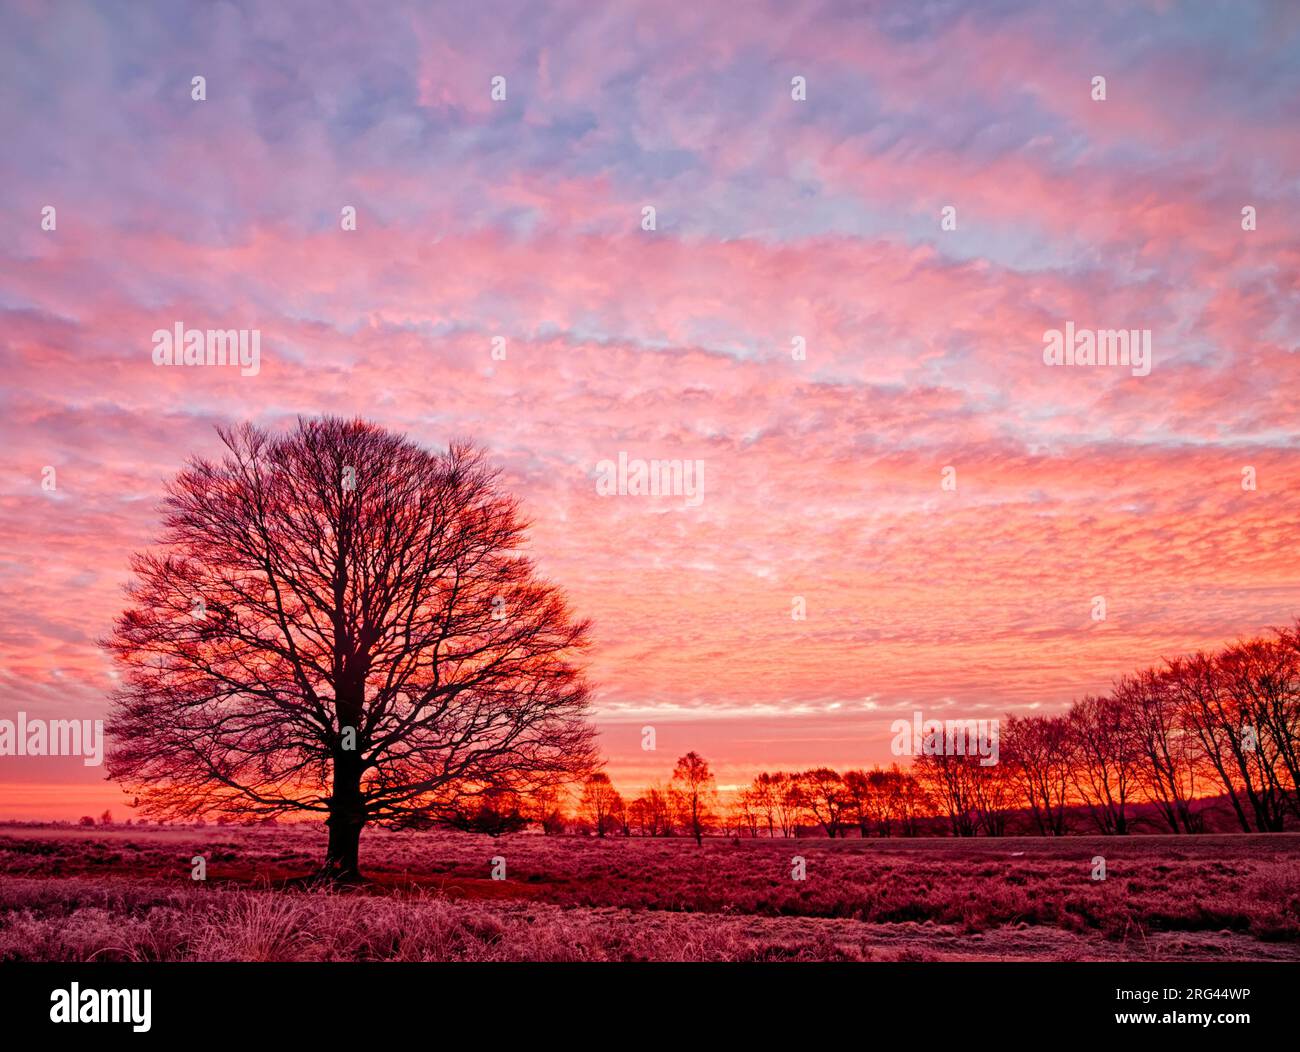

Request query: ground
[{"left": 1, "top": 823, "right": 1297, "bottom": 961}]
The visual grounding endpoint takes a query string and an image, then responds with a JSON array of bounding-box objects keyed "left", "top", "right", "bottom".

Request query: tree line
[{"left": 535, "top": 626, "right": 1300, "bottom": 838}]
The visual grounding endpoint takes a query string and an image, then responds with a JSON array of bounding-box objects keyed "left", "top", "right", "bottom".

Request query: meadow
[{"left": 1, "top": 823, "right": 1298, "bottom": 962}]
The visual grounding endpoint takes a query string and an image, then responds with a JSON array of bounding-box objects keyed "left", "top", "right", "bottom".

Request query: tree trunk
[
  {"left": 323, "top": 811, "right": 363, "bottom": 881},
  {"left": 322, "top": 745, "right": 365, "bottom": 882}
]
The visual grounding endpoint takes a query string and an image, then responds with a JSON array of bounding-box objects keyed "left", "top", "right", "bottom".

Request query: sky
[{"left": 1, "top": 0, "right": 1298, "bottom": 820}]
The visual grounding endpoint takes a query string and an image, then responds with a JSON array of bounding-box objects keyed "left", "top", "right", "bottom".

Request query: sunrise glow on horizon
[{"left": 2, "top": 1, "right": 1299, "bottom": 821}]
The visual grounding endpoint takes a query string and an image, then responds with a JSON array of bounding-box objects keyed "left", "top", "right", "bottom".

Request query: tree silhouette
[
  {"left": 797, "top": 767, "right": 847, "bottom": 837},
  {"left": 104, "top": 417, "right": 597, "bottom": 880},
  {"left": 670, "top": 751, "right": 717, "bottom": 845},
  {"left": 579, "top": 772, "right": 622, "bottom": 837}
]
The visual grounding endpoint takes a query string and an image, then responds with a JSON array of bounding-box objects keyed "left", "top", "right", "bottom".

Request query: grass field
[{"left": 2, "top": 823, "right": 1298, "bottom": 961}]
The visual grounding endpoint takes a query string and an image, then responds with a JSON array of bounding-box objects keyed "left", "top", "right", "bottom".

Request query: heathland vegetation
[{"left": 3, "top": 825, "right": 1297, "bottom": 961}]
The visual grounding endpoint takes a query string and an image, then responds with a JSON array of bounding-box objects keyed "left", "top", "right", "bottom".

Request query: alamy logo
[
  {"left": 1042, "top": 322, "right": 1151, "bottom": 377},
  {"left": 595, "top": 452, "right": 705, "bottom": 507},
  {"left": 891, "top": 711, "right": 1000, "bottom": 766},
  {"left": 0, "top": 712, "right": 103, "bottom": 766},
  {"left": 50, "top": 983, "right": 151, "bottom": 1032},
  {"left": 152, "top": 322, "right": 261, "bottom": 376}
]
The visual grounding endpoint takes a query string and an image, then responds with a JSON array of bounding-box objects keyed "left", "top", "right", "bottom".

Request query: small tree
[
  {"left": 579, "top": 772, "right": 622, "bottom": 836},
  {"left": 441, "top": 788, "right": 530, "bottom": 837},
  {"left": 1003, "top": 714, "right": 1074, "bottom": 836},
  {"left": 526, "top": 787, "right": 569, "bottom": 835},
  {"left": 772, "top": 771, "right": 806, "bottom": 836},
  {"left": 797, "top": 768, "right": 847, "bottom": 837},
  {"left": 1068, "top": 694, "right": 1139, "bottom": 835},
  {"left": 733, "top": 787, "right": 762, "bottom": 837},
  {"left": 842, "top": 769, "right": 874, "bottom": 836},
  {"left": 750, "top": 772, "right": 780, "bottom": 837},
  {"left": 670, "top": 751, "right": 717, "bottom": 845}
]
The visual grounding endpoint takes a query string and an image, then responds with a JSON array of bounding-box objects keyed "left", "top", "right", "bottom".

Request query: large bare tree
[{"left": 104, "top": 418, "right": 598, "bottom": 879}]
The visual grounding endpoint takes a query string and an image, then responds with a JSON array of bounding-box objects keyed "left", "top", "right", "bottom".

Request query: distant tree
[
  {"left": 1168, "top": 652, "right": 1254, "bottom": 831},
  {"left": 842, "top": 769, "right": 872, "bottom": 836},
  {"left": 627, "top": 795, "right": 649, "bottom": 836},
  {"left": 1214, "top": 638, "right": 1298, "bottom": 827},
  {"left": 969, "top": 757, "right": 1011, "bottom": 836},
  {"left": 104, "top": 418, "right": 598, "bottom": 881},
  {"left": 1003, "top": 714, "right": 1072, "bottom": 836},
  {"left": 579, "top": 772, "right": 623, "bottom": 837},
  {"left": 99, "top": 809, "right": 113, "bottom": 826},
  {"left": 771, "top": 771, "right": 805, "bottom": 836},
  {"left": 78, "top": 815, "right": 95, "bottom": 827},
  {"left": 631, "top": 785, "right": 673, "bottom": 836},
  {"left": 843, "top": 766, "right": 903, "bottom": 837},
  {"left": 526, "top": 786, "right": 569, "bottom": 835},
  {"left": 541, "top": 808, "right": 569, "bottom": 835},
  {"left": 797, "top": 767, "right": 847, "bottom": 837},
  {"left": 751, "top": 772, "right": 780, "bottom": 836},
  {"left": 1068, "top": 694, "right": 1139, "bottom": 835},
  {"left": 890, "top": 765, "right": 928, "bottom": 836},
  {"left": 1171, "top": 646, "right": 1289, "bottom": 832},
  {"left": 733, "top": 787, "right": 762, "bottom": 837},
  {"left": 876, "top": 767, "right": 907, "bottom": 836},
  {"left": 1263, "top": 625, "right": 1300, "bottom": 810},
  {"left": 441, "top": 788, "right": 530, "bottom": 837},
  {"left": 914, "top": 745, "right": 979, "bottom": 837},
  {"left": 1114, "top": 670, "right": 1201, "bottom": 833},
  {"left": 670, "top": 752, "right": 717, "bottom": 845}
]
